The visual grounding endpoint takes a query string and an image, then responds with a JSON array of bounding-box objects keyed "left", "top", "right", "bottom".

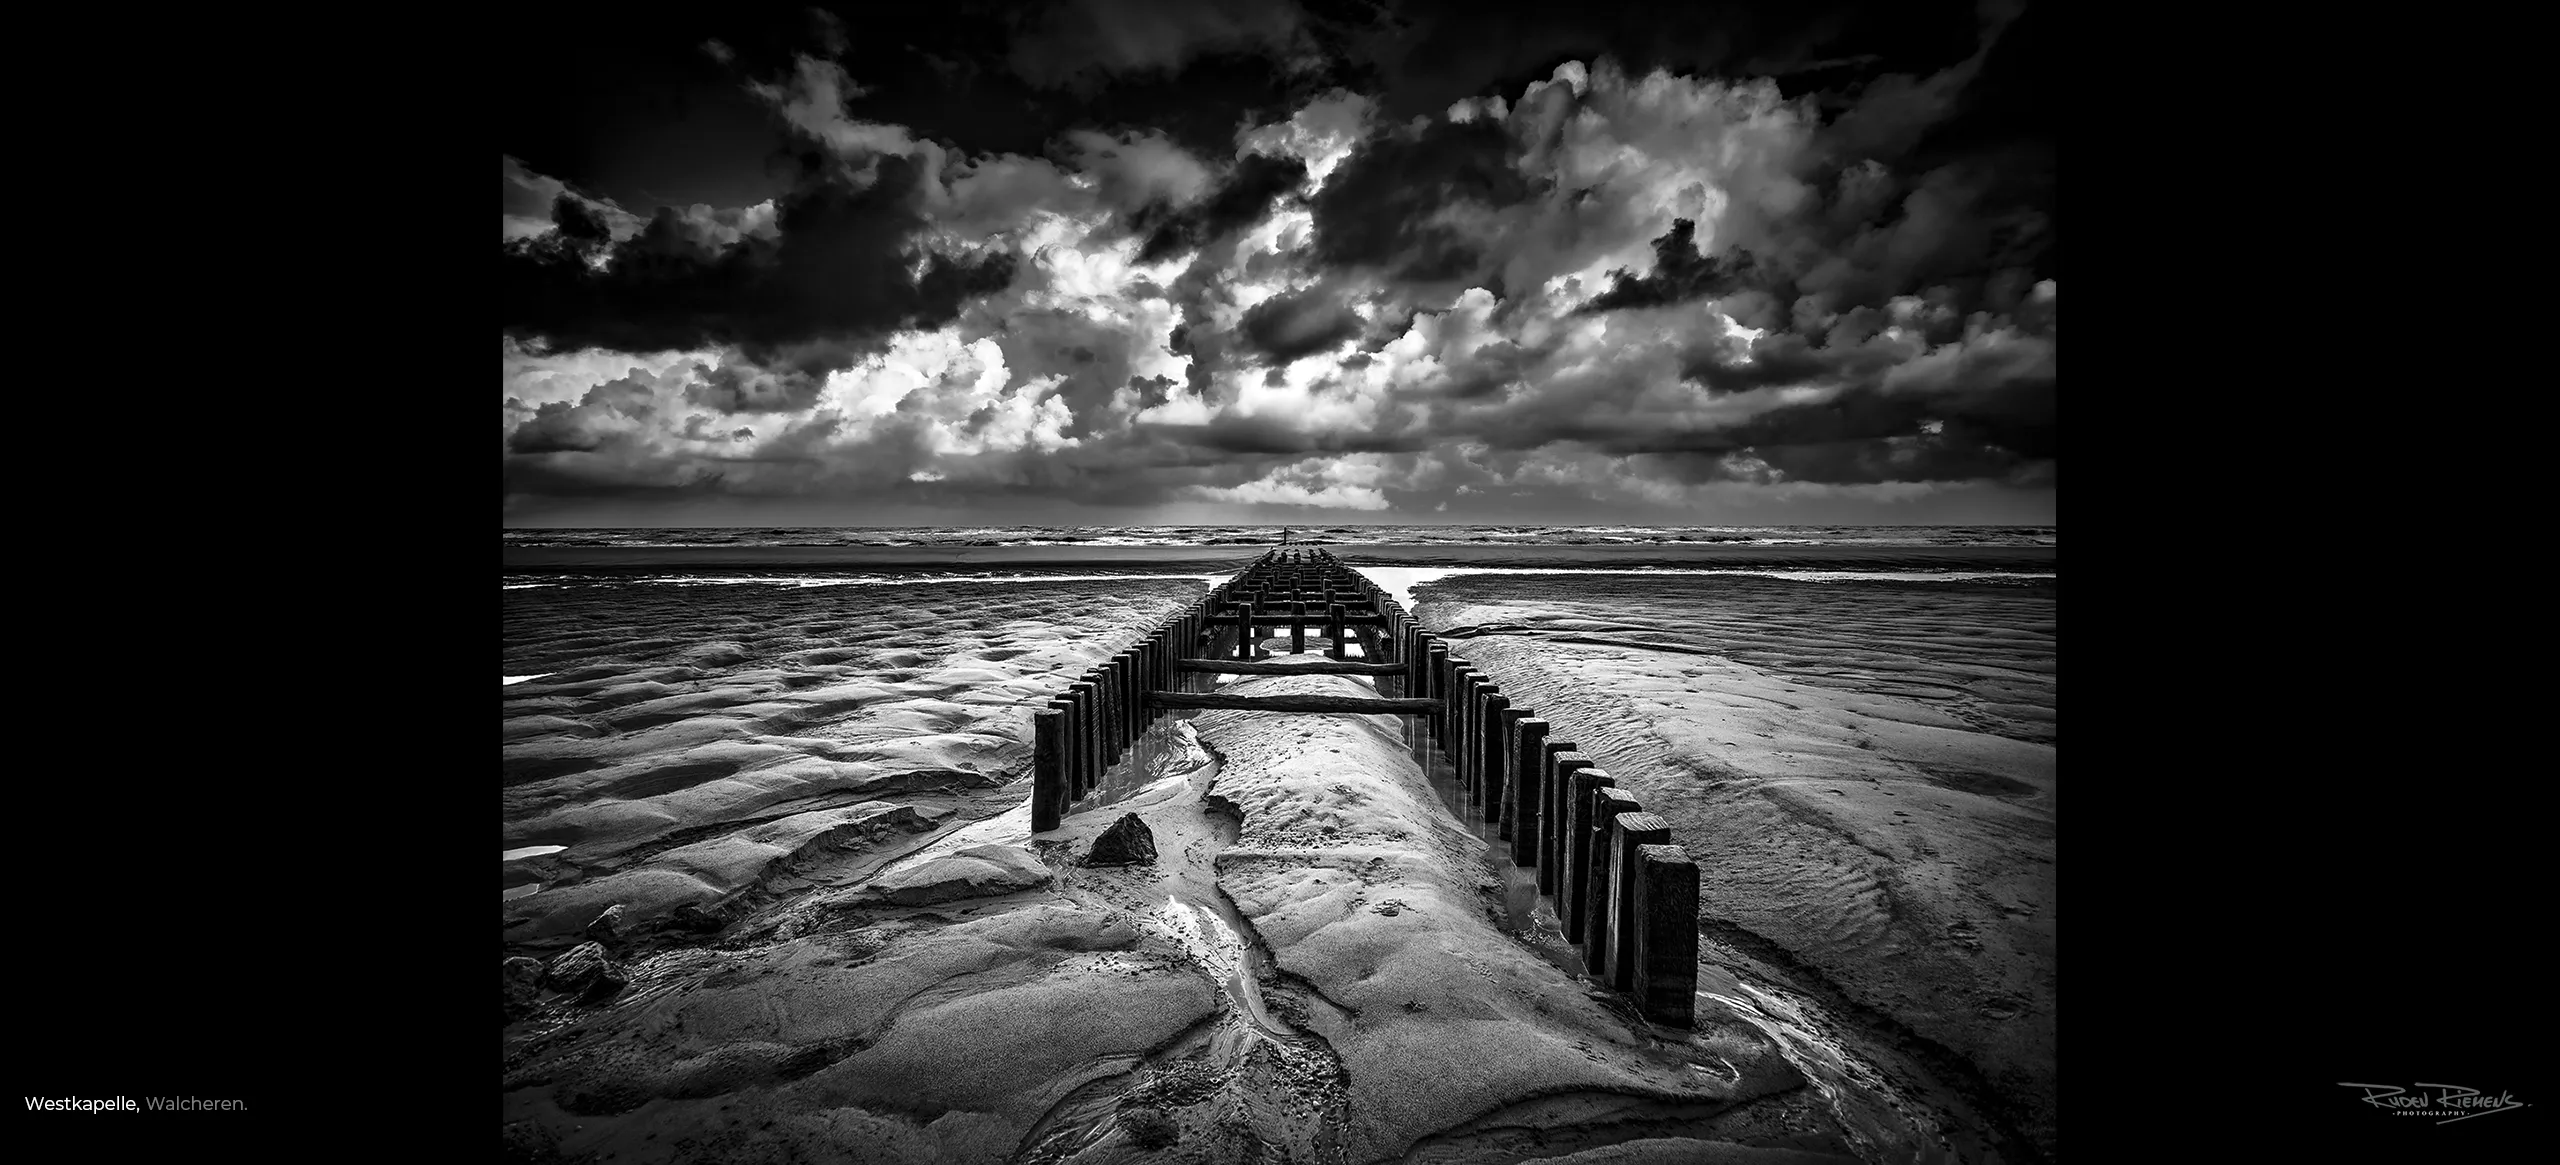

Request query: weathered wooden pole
[
  {"left": 1094, "top": 658, "right": 1120, "bottom": 774},
  {"left": 1070, "top": 681, "right": 1101, "bottom": 798},
  {"left": 1045, "top": 697, "right": 1076, "bottom": 818},
  {"left": 1560, "top": 768, "right": 1619, "bottom": 941},
  {"left": 1480, "top": 692, "right": 1512, "bottom": 820},
  {"left": 1092, "top": 671, "right": 1115, "bottom": 791},
  {"left": 1448, "top": 663, "right": 1476, "bottom": 780},
  {"left": 1100, "top": 659, "right": 1126, "bottom": 778},
  {"left": 1446, "top": 658, "right": 1470, "bottom": 760},
  {"left": 1142, "top": 629, "right": 1160, "bottom": 715},
  {"left": 1188, "top": 608, "right": 1205, "bottom": 688},
  {"left": 1581, "top": 788, "right": 1644, "bottom": 967},
  {"left": 1601, "top": 810, "right": 1673, "bottom": 989},
  {"left": 1032, "top": 708, "right": 1065, "bottom": 833},
  {"left": 1327, "top": 603, "right": 1347, "bottom": 659},
  {"left": 1631, "top": 844, "right": 1699, "bottom": 1026},
  {"left": 1430, "top": 650, "right": 1451, "bottom": 748},
  {"left": 1507, "top": 717, "right": 1548, "bottom": 859},
  {"left": 1433, "top": 642, "right": 1454, "bottom": 742},
  {"left": 1120, "top": 648, "right": 1143, "bottom": 748},
  {"left": 1291, "top": 600, "right": 1306, "bottom": 654},
  {"left": 1152, "top": 635, "right": 1169, "bottom": 721},
  {"left": 1541, "top": 748, "right": 1594, "bottom": 892},
  {"left": 1467, "top": 680, "right": 1496, "bottom": 804}
]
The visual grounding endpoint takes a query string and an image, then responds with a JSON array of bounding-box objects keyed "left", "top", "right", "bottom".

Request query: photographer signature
[{"left": 2338, "top": 1083, "right": 2529, "bottom": 1124}]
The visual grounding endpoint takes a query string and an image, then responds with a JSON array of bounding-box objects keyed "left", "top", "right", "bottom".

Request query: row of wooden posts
[{"left": 1028, "top": 549, "right": 1702, "bottom": 1028}]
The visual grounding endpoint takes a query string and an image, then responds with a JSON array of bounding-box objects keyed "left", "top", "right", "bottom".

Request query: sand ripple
[{"left": 1414, "top": 573, "right": 2057, "bottom": 1163}]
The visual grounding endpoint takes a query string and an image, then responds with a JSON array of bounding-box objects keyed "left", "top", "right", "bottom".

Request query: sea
[{"left": 504, "top": 524, "right": 2056, "bottom": 594}]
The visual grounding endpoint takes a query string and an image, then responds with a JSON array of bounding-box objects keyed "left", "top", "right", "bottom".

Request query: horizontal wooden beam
[
  {"left": 1175, "top": 658, "right": 1402, "bottom": 675},
  {"left": 1220, "top": 611, "right": 1392, "bottom": 625},
  {"left": 1145, "top": 691, "right": 1440, "bottom": 714}
]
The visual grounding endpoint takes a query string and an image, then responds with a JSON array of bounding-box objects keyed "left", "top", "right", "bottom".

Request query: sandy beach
[
  {"left": 1404, "top": 573, "right": 2057, "bottom": 1163},
  {"left": 503, "top": 550, "right": 2053, "bottom": 1164},
  {"left": 503, "top": 578, "right": 1208, "bottom": 942},
  {"left": 505, "top": 631, "right": 1863, "bottom": 1163}
]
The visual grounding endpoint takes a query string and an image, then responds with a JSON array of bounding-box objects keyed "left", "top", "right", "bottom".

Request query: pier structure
[{"left": 1028, "top": 548, "right": 1702, "bottom": 1027}]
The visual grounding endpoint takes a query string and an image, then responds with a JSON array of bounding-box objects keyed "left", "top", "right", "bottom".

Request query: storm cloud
[{"left": 502, "top": 1, "right": 2055, "bottom": 523}]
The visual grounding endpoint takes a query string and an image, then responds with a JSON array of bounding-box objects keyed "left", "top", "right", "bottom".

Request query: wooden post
[
  {"left": 1032, "top": 708, "right": 1064, "bottom": 833},
  {"left": 1291, "top": 600, "right": 1306, "bottom": 654},
  {"left": 1561, "top": 769, "right": 1619, "bottom": 942},
  {"left": 1480, "top": 693, "right": 1512, "bottom": 823},
  {"left": 1045, "top": 698, "right": 1076, "bottom": 820},
  {"left": 1327, "top": 603, "right": 1347, "bottom": 659},
  {"left": 1141, "top": 642, "right": 1159, "bottom": 731},
  {"left": 1459, "top": 676, "right": 1481, "bottom": 799},
  {"left": 1507, "top": 717, "right": 1548, "bottom": 861},
  {"left": 1632, "top": 844, "right": 1699, "bottom": 1027},
  {"left": 1581, "top": 788, "right": 1643, "bottom": 967},
  {"left": 1143, "top": 638, "right": 1162, "bottom": 727},
  {"left": 1448, "top": 663, "right": 1475, "bottom": 780},
  {"left": 1188, "top": 610, "right": 1204, "bottom": 690},
  {"left": 1111, "top": 642, "right": 1131, "bottom": 742},
  {"left": 1468, "top": 680, "right": 1496, "bottom": 805},
  {"left": 1433, "top": 652, "right": 1453, "bottom": 749},
  {"left": 1103, "top": 656, "right": 1121, "bottom": 762},
  {"left": 1129, "top": 641, "right": 1148, "bottom": 734},
  {"left": 1088, "top": 672, "right": 1113, "bottom": 792},
  {"left": 1601, "top": 811, "right": 1673, "bottom": 989},
  {"left": 1070, "top": 681, "right": 1101, "bottom": 798},
  {"left": 1423, "top": 642, "right": 1446, "bottom": 728},
  {"left": 1541, "top": 748, "right": 1594, "bottom": 894},
  {"left": 1443, "top": 652, "right": 1464, "bottom": 752},
  {"left": 1098, "top": 658, "right": 1123, "bottom": 772}
]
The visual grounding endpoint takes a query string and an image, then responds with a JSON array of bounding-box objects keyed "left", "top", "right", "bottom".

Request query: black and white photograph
[{"left": 500, "top": 1, "right": 2059, "bottom": 1161}]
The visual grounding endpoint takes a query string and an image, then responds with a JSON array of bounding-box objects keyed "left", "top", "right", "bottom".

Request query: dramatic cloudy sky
[{"left": 501, "top": 0, "right": 2054, "bottom": 527}]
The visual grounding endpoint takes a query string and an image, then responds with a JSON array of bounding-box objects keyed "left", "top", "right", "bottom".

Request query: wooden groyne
[{"left": 1029, "top": 548, "right": 1705, "bottom": 1028}]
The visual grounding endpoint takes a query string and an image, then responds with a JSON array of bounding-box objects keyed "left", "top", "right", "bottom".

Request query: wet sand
[
  {"left": 503, "top": 579, "right": 1206, "bottom": 943},
  {"left": 502, "top": 566, "right": 2052, "bottom": 1163},
  {"left": 1405, "top": 573, "right": 2056, "bottom": 1164},
  {"left": 503, "top": 637, "right": 1861, "bottom": 1163}
]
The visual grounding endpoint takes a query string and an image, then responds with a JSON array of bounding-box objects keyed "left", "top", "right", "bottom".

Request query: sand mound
[
  {"left": 1193, "top": 672, "right": 1810, "bottom": 1164},
  {"left": 504, "top": 801, "right": 949, "bottom": 941},
  {"left": 860, "top": 842, "right": 1053, "bottom": 906}
]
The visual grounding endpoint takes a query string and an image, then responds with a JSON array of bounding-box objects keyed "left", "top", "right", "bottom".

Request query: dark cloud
[
  {"left": 1137, "top": 152, "right": 1309, "bottom": 263},
  {"left": 1237, "top": 287, "right": 1363, "bottom": 364},
  {"left": 1352, "top": 0, "right": 1986, "bottom": 123},
  {"left": 1581, "top": 219, "right": 1766, "bottom": 314},
  {"left": 499, "top": 153, "right": 1017, "bottom": 372},
  {"left": 507, "top": 401, "right": 606, "bottom": 455},
  {"left": 502, "top": 2, "right": 2055, "bottom": 519},
  {"left": 683, "top": 359, "right": 827, "bottom": 414},
  {"left": 1311, "top": 117, "right": 1533, "bottom": 284},
  {"left": 1680, "top": 331, "right": 1895, "bottom": 395},
  {"left": 1151, "top": 412, "right": 1430, "bottom": 457},
  {"left": 551, "top": 194, "right": 615, "bottom": 244}
]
